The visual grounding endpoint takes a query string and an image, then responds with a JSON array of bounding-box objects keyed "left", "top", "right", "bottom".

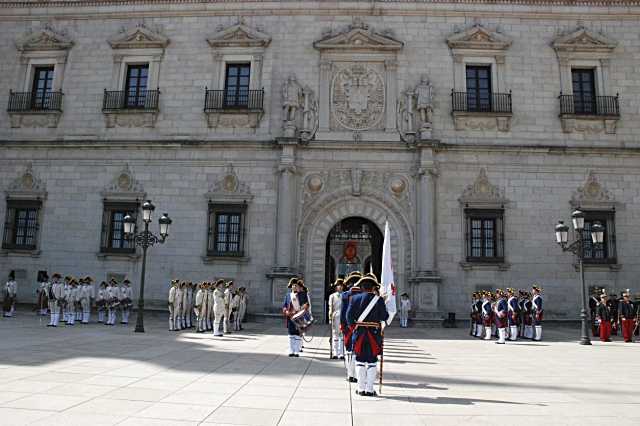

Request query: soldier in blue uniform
[
  {"left": 346, "top": 274, "right": 389, "bottom": 397},
  {"left": 481, "top": 291, "right": 493, "bottom": 340},
  {"left": 494, "top": 289, "right": 508, "bottom": 344},
  {"left": 506, "top": 288, "right": 520, "bottom": 341},
  {"left": 531, "top": 285, "right": 544, "bottom": 341},
  {"left": 282, "top": 277, "right": 309, "bottom": 357},
  {"left": 340, "top": 271, "right": 363, "bottom": 382}
]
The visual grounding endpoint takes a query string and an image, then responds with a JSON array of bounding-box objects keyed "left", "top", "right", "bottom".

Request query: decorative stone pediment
[
  {"left": 552, "top": 27, "right": 617, "bottom": 55},
  {"left": 16, "top": 28, "right": 73, "bottom": 52},
  {"left": 206, "top": 164, "right": 253, "bottom": 203},
  {"left": 459, "top": 168, "right": 507, "bottom": 207},
  {"left": 207, "top": 21, "right": 271, "bottom": 49},
  {"left": 108, "top": 25, "right": 169, "bottom": 50},
  {"left": 447, "top": 25, "right": 511, "bottom": 52},
  {"left": 6, "top": 163, "right": 47, "bottom": 199},
  {"left": 101, "top": 164, "right": 145, "bottom": 200},
  {"left": 571, "top": 171, "right": 614, "bottom": 209},
  {"left": 313, "top": 20, "right": 403, "bottom": 52}
]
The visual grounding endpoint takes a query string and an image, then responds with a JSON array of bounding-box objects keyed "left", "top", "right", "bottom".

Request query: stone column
[
  {"left": 52, "top": 54, "right": 67, "bottom": 92},
  {"left": 599, "top": 59, "right": 610, "bottom": 96},
  {"left": 150, "top": 55, "right": 162, "bottom": 90},
  {"left": 495, "top": 55, "right": 506, "bottom": 93},
  {"left": 252, "top": 54, "right": 264, "bottom": 90},
  {"left": 453, "top": 54, "right": 465, "bottom": 90},
  {"left": 384, "top": 59, "right": 398, "bottom": 133},
  {"left": 211, "top": 53, "right": 223, "bottom": 89},
  {"left": 111, "top": 54, "right": 124, "bottom": 89},
  {"left": 318, "top": 60, "right": 332, "bottom": 132}
]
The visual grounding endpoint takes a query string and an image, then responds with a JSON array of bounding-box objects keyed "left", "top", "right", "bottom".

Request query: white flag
[{"left": 380, "top": 221, "right": 397, "bottom": 325}]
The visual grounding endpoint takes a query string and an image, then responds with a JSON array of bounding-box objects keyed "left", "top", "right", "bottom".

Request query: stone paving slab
[{"left": 1, "top": 310, "right": 639, "bottom": 425}]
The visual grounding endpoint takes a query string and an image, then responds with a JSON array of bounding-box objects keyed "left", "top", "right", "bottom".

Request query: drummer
[
  {"left": 282, "top": 277, "right": 309, "bottom": 357},
  {"left": 340, "top": 271, "right": 363, "bottom": 382}
]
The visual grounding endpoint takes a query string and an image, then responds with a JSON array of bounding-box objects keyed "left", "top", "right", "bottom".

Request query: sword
[{"left": 379, "top": 326, "right": 385, "bottom": 395}]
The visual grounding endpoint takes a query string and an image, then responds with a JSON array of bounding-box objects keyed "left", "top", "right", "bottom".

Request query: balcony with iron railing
[
  {"left": 102, "top": 89, "right": 160, "bottom": 112},
  {"left": 451, "top": 90, "right": 512, "bottom": 114},
  {"left": 204, "top": 88, "right": 264, "bottom": 112},
  {"left": 7, "top": 90, "right": 64, "bottom": 112},
  {"left": 559, "top": 93, "right": 620, "bottom": 117}
]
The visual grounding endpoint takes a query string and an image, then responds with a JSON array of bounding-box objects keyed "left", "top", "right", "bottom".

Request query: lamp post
[
  {"left": 554, "top": 209, "right": 604, "bottom": 345},
  {"left": 123, "top": 200, "right": 172, "bottom": 333}
]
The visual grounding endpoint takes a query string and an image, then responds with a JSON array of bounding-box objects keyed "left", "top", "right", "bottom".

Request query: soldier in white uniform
[
  {"left": 3, "top": 271, "right": 17, "bottom": 318},
  {"left": 120, "top": 279, "right": 133, "bottom": 325},
  {"left": 194, "top": 282, "right": 205, "bottom": 332},
  {"left": 96, "top": 281, "right": 107, "bottom": 323},
  {"left": 79, "top": 277, "right": 93, "bottom": 324},
  {"left": 60, "top": 276, "right": 71, "bottom": 322},
  {"left": 174, "top": 281, "right": 185, "bottom": 331},
  {"left": 223, "top": 281, "right": 235, "bottom": 334},
  {"left": 180, "top": 281, "right": 189, "bottom": 329},
  {"left": 75, "top": 278, "right": 84, "bottom": 322},
  {"left": 168, "top": 279, "right": 178, "bottom": 331},
  {"left": 66, "top": 279, "right": 78, "bottom": 325},
  {"left": 47, "top": 273, "right": 63, "bottom": 327},
  {"left": 206, "top": 282, "right": 215, "bottom": 331},
  {"left": 231, "top": 289, "right": 241, "bottom": 331},
  {"left": 213, "top": 279, "right": 226, "bottom": 336},
  {"left": 238, "top": 287, "right": 248, "bottom": 330},
  {"left": 187, "top": 282, "right": 195, "bottom": 328},
  {"left": 328, "top": 278, "right": 345, "bottom": 359},
  {"left": 106, "top": 279, "right": 119, "bottom": 326}
]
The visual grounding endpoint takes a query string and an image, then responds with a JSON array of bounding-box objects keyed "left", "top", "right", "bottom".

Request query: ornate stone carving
[
  {"left": 9, "top": 112, "right": 61, "bottom": 129},
  {"left": 453, "top": 114, "right": 511, "bottom": 132},
  {"left": 206, "top": 164, "right": 253, "bottom": 202},
  {"left": 101, "top": 164, "right": 145, "bottom": 200},
  {"left": 108, "top": 24, "right": 169, "bottom": 50},
  {"left": 552, "top": 27, "right": 617, "bottom": 55},
  {"left": 305, "top": 174, "right": 324, "bottom": 194},
  {"left": 398, "top": 75, "right": 434, "bottom": 143},
  {"left": 447, "top": 24, "right": 512, "bottom": 51},
  {"left": 206, "top": 112, "right": 261, "bottom": 129},
  {"left": 313, "top": 18, "right": 403, "bottom": 53},
  {"left": 7, "top": 163, "right": 47, "bottom": 199},
  {"left": 459, "top": 168, "right": 507, "bottom": 206},
  {"left": 207, "top": 20, "right": 271, "bottom": 49},
  {"left": 16, "top": 27, "right": 73, "bottom": 52},
  {"left": 104, "top": 111, "right": 157, "bottom": 128},
  {"left": 331, "top": 64, "right": 385, "bottom": 131},
  {"left": 571, "top": 171, "right": 613, "bottom": 207},
  {"left": 560, "top": 114, "right": 618, "bottom": 135}
]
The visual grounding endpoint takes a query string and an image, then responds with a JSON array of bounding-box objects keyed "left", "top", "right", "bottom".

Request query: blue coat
[
  {"left": 346, "top": 292, "right": 389, "bottom": 363},
  {"left": 282, "top": 290, "right": 309, "bottom": 336}
]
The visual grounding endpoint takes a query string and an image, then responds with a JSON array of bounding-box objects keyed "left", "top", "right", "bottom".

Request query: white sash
[
  {"left": 357, "top": 295, "right": 380, "bottom": 323},
  {"left": 290, "top": 291, "right": 301, "bottom": 312}
]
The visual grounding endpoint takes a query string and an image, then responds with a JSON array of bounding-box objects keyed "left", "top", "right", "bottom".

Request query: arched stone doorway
[
  {"left": 323, "top": 217, "right": 383, "bottom": 321},
  {"left": 297, "top": 192, "right": 413, "bottom": 322}
]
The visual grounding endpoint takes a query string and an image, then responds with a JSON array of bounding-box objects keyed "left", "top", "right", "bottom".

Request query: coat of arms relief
[{"left": 331, "top": 64, "right": 385, "bottom": 131}]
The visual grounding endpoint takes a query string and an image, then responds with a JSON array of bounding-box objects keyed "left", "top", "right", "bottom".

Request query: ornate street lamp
[
  {"left": 554, "top": 209, "right": 603, "bottom": 345},
  {"left": 124, "top": 200, "right": 172, "bottom": 333}
]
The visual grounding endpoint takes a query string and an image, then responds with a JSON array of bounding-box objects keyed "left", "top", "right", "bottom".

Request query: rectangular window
[
  {"left": 31, "top": 66, "right": 55, "bottom": 110},
  {"left": 465, "top": 209, "right": 504, "bottom": 262},
  {"left": 100, "top": 202, "right": 138, "bottom": 254},
  {"left": 125, "top": 64, "right": 149, "bottom": 108},
  {"left": 572, "top": 69, "right": 596, "bottom": 114},
  {"left": 2, "top": 199, "right": 42, "bottom": 251},
  {"left": 466, "top": 65, "right": 492, "bottom": 112},
  {"left": 224, "top": 63, "right": 251, "bottom": 108},
  {"left": 581, "top": 210, "right": 616, "bottom": 264},
  {"left": 208, "top": 204, "right": 246, "bottom": 257}
]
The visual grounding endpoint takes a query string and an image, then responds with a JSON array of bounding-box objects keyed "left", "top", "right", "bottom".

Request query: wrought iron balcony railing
[
  {"left": 8, "top": 90, "right": 63, "bottom": 112},
  {"left": 204, "top": 88, "right": 264, "bottom": 111},
  {"left": 559, "top": 94, "right": 620, "bottom": 117},
  {"left": 102, "top": 89, "right": 160, "bottom": 112},
  {"left": 451, "top": 90, "right": 512, "bottom": 114}
]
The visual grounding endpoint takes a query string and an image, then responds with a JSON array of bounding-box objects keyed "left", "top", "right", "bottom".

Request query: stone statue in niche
[
  {"left": 300, "top": 85, "right": 319, "bottom": 143},
  {"left": 282, "top": 74, "right": 302, "bottom": 137},
  {"left": 415, "top": 74, "right": 434, "bottom": 138}
]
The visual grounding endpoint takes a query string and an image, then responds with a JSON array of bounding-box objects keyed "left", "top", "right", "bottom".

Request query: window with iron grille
[
  {"left": 125, "top": 64, "right": 149, "bottom": 108},
  {"left": 100, "top": 202, "right": 138, "bottom": 254},
  {"left": 208, "top": 204, "right": 246, "bottom": 257},
  {"left": 31, "top": 66, "right": 55, "bottom": 110},
  {"left": 2, "top": 199, "right": 42, "bottom": 251},
  {"left": 465, "top": 209, "right": 504, "bottom": 263},
  {"left": 224, "top": 63, "right": 251, "bottom": 108},
  {"left": 581, "top": 210, "right": 616, "bottom": 264},
  {"left": 465, "top": 65, "right": 492, "bottom": 112},
  {"left": 572, "top": 68, "right": 597, "bottom": 114}
]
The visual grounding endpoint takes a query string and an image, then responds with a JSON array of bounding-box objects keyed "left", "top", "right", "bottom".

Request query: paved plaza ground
[{"left": 0, "top": 310, "right": 639, "bottom": 426}]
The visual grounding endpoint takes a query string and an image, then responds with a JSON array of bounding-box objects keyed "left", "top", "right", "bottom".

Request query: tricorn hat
[
  {"left": 287, "top": 277, "right": 299, "bottom": 289},
  {"left": 52, "top": 273, "right": 61, "bottom": 279},
  {"left": 622, "top": 289, "right": 631, "bottom": 297},
  {"left": 344, "top": 271, "right": 363, "bottom": 288},
  {"left": 356, "top": 274, "right": 378, "bottom": 290}
]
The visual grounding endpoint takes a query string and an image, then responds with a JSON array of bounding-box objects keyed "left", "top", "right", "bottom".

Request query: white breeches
[
  {"left": 356, "top": 362, "right": 378, "bottom": 393},
  {"left": 288, "top": 335, "right": 302, "bottom": 355}
]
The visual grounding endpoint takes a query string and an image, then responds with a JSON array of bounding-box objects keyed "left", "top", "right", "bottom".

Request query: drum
[{"left": 291, "top": 309, "right": 314, "bottom": 331}]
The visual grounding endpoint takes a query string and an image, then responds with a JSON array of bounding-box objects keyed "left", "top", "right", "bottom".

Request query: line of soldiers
[
  {"left": 470, "top": 286, "right": 544, "bottom": 344},
  {"left": 591, "top": 288, "right": 638, "bottom": 343},
  {"left": 325, "top": 271, "right": 389, "bottom": 397},
  {"left": 2, "top": 271, "right": 17, "bottom": 318},
  {"left": 40, "top": 273, "right": 133, "bottom": 327},
  {"left": 168, "top": 279, "right": 248, "bottom": 335}
]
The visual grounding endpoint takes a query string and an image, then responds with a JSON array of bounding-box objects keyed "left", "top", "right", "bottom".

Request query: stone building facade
[{"left": 1, "top": 0, "right": 639, "bottom": 321}]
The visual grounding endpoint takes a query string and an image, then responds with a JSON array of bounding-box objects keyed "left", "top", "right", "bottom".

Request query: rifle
[{"left": 379, "top": 326, "right": 385, "bottom": 395}]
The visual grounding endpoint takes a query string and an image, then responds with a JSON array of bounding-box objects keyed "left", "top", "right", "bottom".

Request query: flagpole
[{"left": 379, "top": 327, "right": 384, "bottom": 394}]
